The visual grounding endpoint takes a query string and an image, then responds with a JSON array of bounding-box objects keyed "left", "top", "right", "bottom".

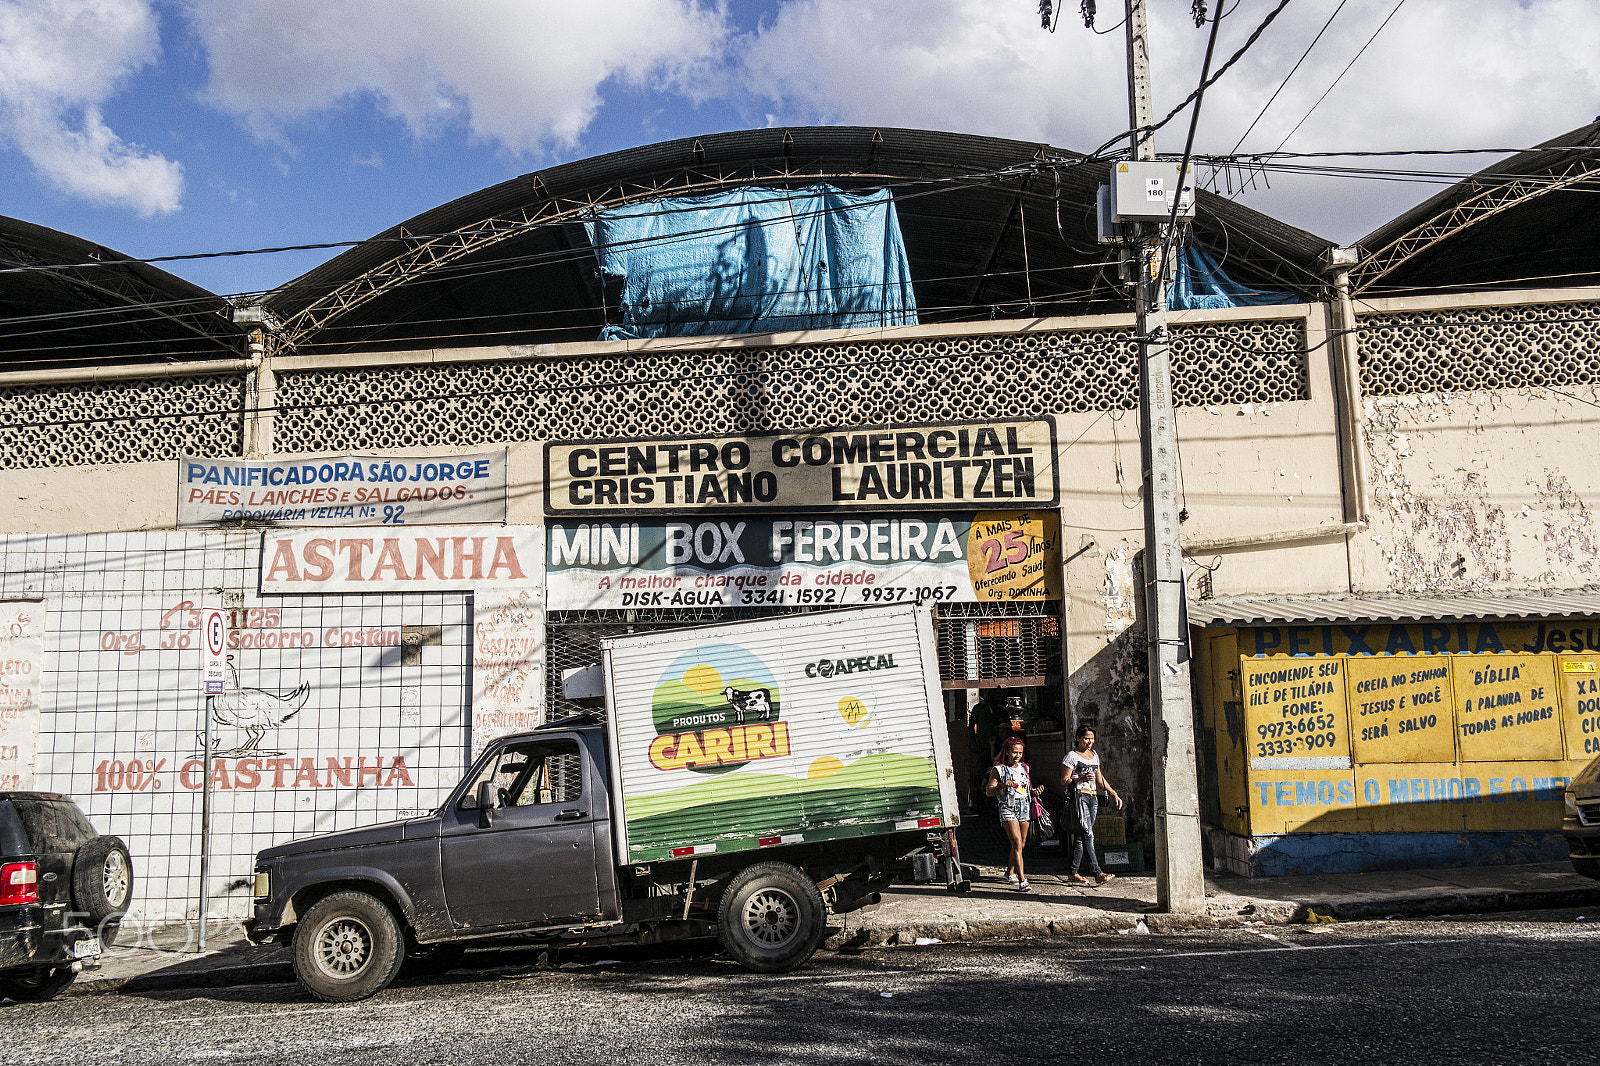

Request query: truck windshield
[{"left": 460, "top": 739, "right": 583, "bottom": 809}]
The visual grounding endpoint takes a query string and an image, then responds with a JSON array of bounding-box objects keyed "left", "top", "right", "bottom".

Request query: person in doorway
[
  {"left": 985, "top": 736, "right": 1043, "bottom": 891},
  {"left": 1061, "top": 725, "right": 1123, "bottom": 886}
]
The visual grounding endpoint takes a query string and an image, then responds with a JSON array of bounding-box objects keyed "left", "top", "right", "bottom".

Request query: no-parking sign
[{"left": 201, "top": 606, "right": 228, "bottom": 694}]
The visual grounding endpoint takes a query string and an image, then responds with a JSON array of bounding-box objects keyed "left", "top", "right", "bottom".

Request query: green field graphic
[
  {"left": 623, "top": 751, "right": 941, "bottom": 855},
  {"left": 626, "top": 783, "right": 942, "bottom": 857},
  {"left": 652, "top": 674, "right": 777, "bottom": 731}
]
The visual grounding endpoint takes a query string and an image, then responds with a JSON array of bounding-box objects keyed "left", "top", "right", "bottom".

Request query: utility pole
[{"left": 1123, "top": 0, "right": 1206, "bottom": 912}]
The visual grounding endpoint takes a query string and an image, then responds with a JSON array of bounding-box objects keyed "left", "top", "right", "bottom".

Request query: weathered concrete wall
[
  {"left": 11, "top": 292, "right": 1597, "bottom": 870},
  {"left": 1351, "top": 387, "right": 1598, "bottom": 592},
  {"left": 0, "top": 441, "right": 547, "bottom": 533},
  {"left": 1054, "top": 304, "right": 1351, "bottom": 844},
  {"left": 0, "top": 462, "right": 174, "bottom": 531}
]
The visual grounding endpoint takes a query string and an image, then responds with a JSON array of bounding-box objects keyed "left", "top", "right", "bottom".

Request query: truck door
[{"left": 440, "top": 736, "right": 601, "bottom": 930}]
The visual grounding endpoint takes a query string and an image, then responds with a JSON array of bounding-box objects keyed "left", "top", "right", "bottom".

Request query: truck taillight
[{"left": 0, "top": 861, "right": 38, "bottom": 906}]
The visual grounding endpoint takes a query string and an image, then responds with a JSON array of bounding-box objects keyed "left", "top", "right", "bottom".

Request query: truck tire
[
  {"left": 292, "top": 891, "right": 405, "bottom": 1002},
  {"left": 71, "top": 836, "right": 133, "bottom": 945},
  {"left": 716, "top": 862, "right": 826, "bottom": 973},
  {"left": 0, "top": 966, "right": 76, "bottom": 1003}
]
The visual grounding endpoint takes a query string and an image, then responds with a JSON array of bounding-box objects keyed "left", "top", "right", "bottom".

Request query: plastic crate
[{"left": 1093, "top": 812, "right": 1127, "bottom": 846}]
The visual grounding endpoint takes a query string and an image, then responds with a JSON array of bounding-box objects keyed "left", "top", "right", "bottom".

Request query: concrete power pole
[{"left": 1122, "top": 0, "right": 1206, "bottom": 912}]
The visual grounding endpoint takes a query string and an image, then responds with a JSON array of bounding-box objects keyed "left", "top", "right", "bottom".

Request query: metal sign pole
[
  {"left": 198, "top": 693, "right": 213, "bottom": 952},
  {"left": 197, "top": 605, "right": 227, "bottom": 952}
]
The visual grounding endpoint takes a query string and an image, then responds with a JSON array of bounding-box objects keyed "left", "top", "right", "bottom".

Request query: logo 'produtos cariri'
[{"left": 646, "top": 643, "right": 787, "bottom": 774}]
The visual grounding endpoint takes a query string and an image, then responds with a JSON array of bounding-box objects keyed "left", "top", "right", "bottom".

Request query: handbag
[{"left": 1032, "top": 797, "right": 1055, "bottom": 839}]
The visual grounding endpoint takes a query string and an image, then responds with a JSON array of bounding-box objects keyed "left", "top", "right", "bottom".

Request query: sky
[{"left": 3, "top": 0, "right": 1599, "bottom": 298}]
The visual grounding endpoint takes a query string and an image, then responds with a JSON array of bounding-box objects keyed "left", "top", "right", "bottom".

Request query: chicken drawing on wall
[{"left": 195, "top": 655, "right": 312, "bottom": 757}]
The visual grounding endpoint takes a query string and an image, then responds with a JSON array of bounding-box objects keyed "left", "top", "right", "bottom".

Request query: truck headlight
[
  {"left": 1566, "top": 790, "right": 1579, "bottom": 817},
  {"left": 254, "top": 870, "right": 271, "bottom": 898}
]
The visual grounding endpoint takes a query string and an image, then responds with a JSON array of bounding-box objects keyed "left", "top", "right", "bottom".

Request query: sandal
[
  {"left": 1096, "top": 873, "right": 1116, "bottom": 885},
  {"left": 1068, "top": 875, "right": 1091, "bottom": 885}
]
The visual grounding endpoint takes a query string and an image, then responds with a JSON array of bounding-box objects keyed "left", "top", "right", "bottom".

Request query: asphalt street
[{"left": 4, "top": 909, "right": 1593, "bottom": 1066}]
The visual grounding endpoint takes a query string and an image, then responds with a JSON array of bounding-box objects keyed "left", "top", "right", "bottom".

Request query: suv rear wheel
[
  {"left": 292, "top": 891, "right": 405, "bottom": 1002},
  {"left": 0, "top": 966, "right": 76, "bottom": 1003},
  {"left": 72, "top": 837, "right": 133, "bottom": 944}
]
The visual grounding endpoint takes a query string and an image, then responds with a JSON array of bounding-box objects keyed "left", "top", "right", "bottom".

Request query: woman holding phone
[{"left": 1061, "top": 725, "right": 1123, "bottom": 886}]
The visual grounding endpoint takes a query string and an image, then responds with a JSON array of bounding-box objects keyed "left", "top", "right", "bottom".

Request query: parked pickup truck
[{"left": 248, "top": 604, "right": 968, "bottom": 1001}]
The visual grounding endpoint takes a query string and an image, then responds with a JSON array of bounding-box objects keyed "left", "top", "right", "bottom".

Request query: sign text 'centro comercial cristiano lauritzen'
[{"left": 544, "top": 420, "right": 1059, "bottom": 515}]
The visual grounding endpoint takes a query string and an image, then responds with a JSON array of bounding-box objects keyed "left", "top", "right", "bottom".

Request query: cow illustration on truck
[{"left": 247, "top": 603, "right": 968, "bottom": 1001}]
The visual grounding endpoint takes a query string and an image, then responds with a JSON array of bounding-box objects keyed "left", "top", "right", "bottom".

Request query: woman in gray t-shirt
[
  {"left": 985, "top": 736, "right": 1043, "bottom": 890},
  {"left": 1060, "top": 725, "right": 1124, "bottom": 885}
]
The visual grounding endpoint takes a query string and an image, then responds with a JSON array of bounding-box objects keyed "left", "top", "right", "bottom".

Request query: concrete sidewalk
[{"left": 65, "top": 857, "right": 1600, "bottom": 999}]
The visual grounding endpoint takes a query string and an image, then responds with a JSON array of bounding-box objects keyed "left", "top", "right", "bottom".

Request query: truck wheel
[
  {"left": 292, "top": 891, "right": 405, "bottom": 1002},
  {"left": 72, "top": 836, "right": 133, "bottom": 945},
  {"left": 0, "top": 966, "right": 76, "bottom": 1003},
  {"left": 716, "top": 862, "right": 826, "bottom": 973}
]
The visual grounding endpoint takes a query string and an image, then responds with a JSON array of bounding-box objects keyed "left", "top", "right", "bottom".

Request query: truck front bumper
[{"left": 245, "top": 900, "right": 283, "bottom": 944}]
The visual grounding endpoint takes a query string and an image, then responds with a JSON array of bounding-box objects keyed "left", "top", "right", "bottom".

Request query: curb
[
  {"left": 824, "top": 912, "right": 1251, "bottom": 949},
  {"left": 58, "top": 883, "right": 1600, "bottom": 997},
  {"left": 1304, "top": 884, "right": 1600, "bottom": 923},
  {"left": 68, "top": 959, "right": 294, "bottom": 999}
]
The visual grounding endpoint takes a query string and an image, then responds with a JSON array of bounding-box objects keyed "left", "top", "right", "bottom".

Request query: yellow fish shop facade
[{"left": 1191, "top": 594, "right": 1600, "bottom": 876}]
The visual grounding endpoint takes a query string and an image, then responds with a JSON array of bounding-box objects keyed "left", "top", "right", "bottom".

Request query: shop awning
[{"left": 1189, "top": 588, "right": 1600, "bottom": 626}]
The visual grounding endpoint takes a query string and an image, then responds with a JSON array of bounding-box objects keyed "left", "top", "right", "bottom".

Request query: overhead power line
[
  {"left": 1088, "top": 0, "right": 1296, "bottom": 160},
  {"left": 1229, "top": 0, "right": 1348, "bottom": 155},
  {"left": 1269, "top": 0, "right": 1408, "bottom": 154},
  {"left": 1, "top": 137, "right": 1597, "bottom": 297}
]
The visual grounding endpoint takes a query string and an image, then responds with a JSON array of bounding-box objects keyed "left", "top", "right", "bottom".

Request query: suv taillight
[{"left": 0, "top": 861, "right": 38, "bottom": 906}]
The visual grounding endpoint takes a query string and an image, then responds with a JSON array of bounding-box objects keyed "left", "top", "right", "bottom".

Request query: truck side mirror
[{"left": 477, "top": 781, "right": 496, "bottom": 828}]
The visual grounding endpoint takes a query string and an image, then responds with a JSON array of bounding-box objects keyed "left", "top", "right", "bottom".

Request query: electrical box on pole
[{"left": 1108, "top": 161, "right": 1195, "bottom": 222}]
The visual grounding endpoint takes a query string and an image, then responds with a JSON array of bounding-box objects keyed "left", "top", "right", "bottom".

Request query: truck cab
[{"left": 441, "top": 723, "right": 620, "bottom": 930}]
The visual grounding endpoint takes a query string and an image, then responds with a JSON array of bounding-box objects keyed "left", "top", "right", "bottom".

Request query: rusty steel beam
[{"left": 1350, "top": 157, "right": 1600, "bottom": 294}]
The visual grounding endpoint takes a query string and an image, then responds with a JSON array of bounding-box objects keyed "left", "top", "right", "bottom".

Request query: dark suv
[{"left": 1, "top": 793, "right": 133, "bottom": 1002}]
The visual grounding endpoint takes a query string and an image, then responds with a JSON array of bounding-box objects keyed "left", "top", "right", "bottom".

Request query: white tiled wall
[{"left": 0, "top": 533, "right": 471, "bottom": 920}]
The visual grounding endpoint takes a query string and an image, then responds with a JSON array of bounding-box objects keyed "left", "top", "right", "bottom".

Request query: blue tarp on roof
[
  {"left": 587, "top": 185, "right": 918, "bottom": 340},
  {"left": 1167, "top": 242, "right": 1297, "bottom": 311}
]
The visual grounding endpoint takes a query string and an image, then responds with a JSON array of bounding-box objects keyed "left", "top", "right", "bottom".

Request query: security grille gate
[{"left": 545, "top": 602, "right": 1063, "bottom": 720}]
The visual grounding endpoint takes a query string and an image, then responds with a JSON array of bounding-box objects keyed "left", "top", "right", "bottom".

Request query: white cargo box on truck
[{"left": 600, "top": 603, "right": 959, "bottom": 865}]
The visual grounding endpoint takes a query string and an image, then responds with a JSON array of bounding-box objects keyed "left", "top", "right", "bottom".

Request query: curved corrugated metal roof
[
  {"left": 0, "top": 215, "right": 244, "bottom": 372},
  {"left": 1352, "top": 119, "right": 1600, "bottom": 297},
  {"left": 262, "top": 126, "right": 1335, "bottom": 355}
]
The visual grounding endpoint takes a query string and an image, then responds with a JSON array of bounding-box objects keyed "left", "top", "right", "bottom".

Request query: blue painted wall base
[{"left": 1211, "top": 829, "right": 1568, "bottom": 877}]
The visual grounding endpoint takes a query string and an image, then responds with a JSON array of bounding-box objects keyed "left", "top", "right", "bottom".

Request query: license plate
[{"left": 72, "top": 937, "right": 100, "bottom": 959}]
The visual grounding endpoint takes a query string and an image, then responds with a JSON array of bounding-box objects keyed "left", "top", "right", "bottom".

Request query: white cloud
[
  {"left": 728, "top": 0, "right": 1600, "bottom": 241},
  {"left": 0, "top": 0, "right": 183, "bottom": 216},
  {"left": 731, "top": 0, "right": 1127, "bottom": 145},
  {"left": 183, "top": 0, "right": 730, "bottom": 154}
]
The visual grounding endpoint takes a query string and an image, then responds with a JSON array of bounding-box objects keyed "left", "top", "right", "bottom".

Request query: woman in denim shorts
[{"left": 985, "top": 737, "right": 1043, "bottom": 891}]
